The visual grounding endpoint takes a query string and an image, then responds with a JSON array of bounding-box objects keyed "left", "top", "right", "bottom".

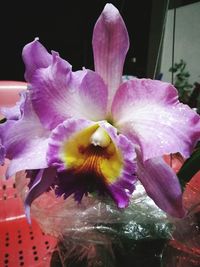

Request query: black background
[
  {"left": 0, "top": 0, "right": 198, "bottom": 81},
  {"left": 0, "top": 0, "right": 152, "bottom": 81}
]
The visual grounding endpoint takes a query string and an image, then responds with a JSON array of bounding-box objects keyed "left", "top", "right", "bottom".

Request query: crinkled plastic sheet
[
  {"left": 162, "top": 173, "right": 200, "bottom": 267},
  {"left": 16, "top": 171, "right": 173, "bottom": 266}
]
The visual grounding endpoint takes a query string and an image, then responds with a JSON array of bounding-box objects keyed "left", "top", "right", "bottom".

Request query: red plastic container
[{"left": 0, "top": 81, "right": 57, "bottom": 267}]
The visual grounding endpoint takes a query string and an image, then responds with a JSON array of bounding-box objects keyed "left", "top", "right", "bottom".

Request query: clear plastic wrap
[
  {"left": 162, "top": 172, "right": 200, "bottom": 267},
  {"left": 16, "top": 171, "right": 173, "bottom": 267}
]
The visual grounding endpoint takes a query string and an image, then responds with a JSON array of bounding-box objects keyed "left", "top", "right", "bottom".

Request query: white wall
[{"left": 160, "top": 2, "right": 200, "bottom": 84}]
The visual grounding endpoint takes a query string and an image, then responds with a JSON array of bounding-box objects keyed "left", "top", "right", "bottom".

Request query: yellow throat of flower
[{"left": 60, "top": 124, "right": 123, "bottom": 184}]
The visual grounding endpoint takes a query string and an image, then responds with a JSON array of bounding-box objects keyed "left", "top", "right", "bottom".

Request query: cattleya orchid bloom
[{"left": 0, "top": 4, "right": 200, "bottom": 222}]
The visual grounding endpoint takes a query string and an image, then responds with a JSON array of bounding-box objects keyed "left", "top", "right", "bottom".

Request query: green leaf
[{"left": 177, "top": 147, "right": 200, "bottom": 188}]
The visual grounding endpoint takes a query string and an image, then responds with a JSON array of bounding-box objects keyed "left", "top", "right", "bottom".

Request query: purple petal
[
  {"left": 79, "top": 70, "right": 108, "bottom": 117},
  {"left": 25, "top": 168, "right": 56, "bottom": 223},
  {"left": 92, "top": 3, "right": 129, "bottom": 109},
  {"left": 0, "top": 142, "right": 5, "bottom": 165},
  {"left": 112, "top": 79, "right": 200, "bottom": 161},
  {"left": 55, "top": 170, "right": 106, "bottom": 203},
  {"left": 1, "top": 91, "right": 26, "bottom": 120},
  {"left": 137, "top": 153, "right": 185, "bottom": 218},
  {"left": 31, "top": 50, "right": 108, "bottom": 129},
  {"left": 0, "top": 92, "right": 50, "bottom": 177},
  {"left": 6, "top": 137, "right": 49, "bottom": 178},
  {"left": 22, "top": 38, "right": 52, "bottom": 82}
]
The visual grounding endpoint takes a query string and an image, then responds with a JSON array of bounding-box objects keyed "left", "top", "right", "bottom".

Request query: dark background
[{"left": 0, "top": 0, "right": 198, "bottom": 82}]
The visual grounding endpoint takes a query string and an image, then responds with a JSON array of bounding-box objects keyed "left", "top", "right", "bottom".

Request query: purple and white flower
[{"left": 0, "top": 4, "right": 200, "bottom": 222}]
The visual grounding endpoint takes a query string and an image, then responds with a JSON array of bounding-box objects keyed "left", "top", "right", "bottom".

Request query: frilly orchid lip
[
  {"left": 47, "top": 119, "right": 136, "bottom": 209},
  {"left": 1, "top": 3, "right": 200, "bottom": 222}
]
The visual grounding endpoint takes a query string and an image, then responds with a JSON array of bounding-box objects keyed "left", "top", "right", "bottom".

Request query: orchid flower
[{"left": 1, "top": 4, "right": 200, "bottom": 222}]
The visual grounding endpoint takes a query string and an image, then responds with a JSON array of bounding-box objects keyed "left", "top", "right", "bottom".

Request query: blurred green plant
[
  {"left": 169, "top": 59, "right": 200, "bottom": 113},
  {"left": 169, "top": 59, "right": 193, "bottom": 103},
  {"left": 169, "top": 60, "right": 200, "bottom": 189}
]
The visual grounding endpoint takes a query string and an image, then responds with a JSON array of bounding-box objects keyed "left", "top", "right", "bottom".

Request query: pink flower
[{"left": 1, "top": 4, "right": 200, "bottom": 222}]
